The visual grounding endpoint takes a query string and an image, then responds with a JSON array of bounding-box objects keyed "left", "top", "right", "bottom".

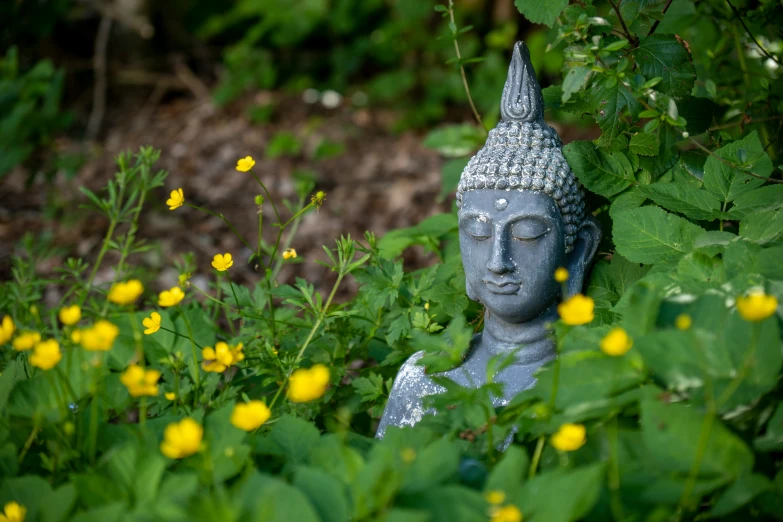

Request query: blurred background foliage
[{"left": 0, "top": 0, "right": 570, "bottom": 180}]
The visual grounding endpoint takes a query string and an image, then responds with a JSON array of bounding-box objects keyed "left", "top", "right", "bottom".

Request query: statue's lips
[{"left": 483, "top": 279, "right": 521, "bottom": 295}]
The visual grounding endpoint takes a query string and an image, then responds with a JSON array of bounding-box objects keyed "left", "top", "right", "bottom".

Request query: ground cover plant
[{"left": 1, "top": 0, "right": 783, "bottom": 521}]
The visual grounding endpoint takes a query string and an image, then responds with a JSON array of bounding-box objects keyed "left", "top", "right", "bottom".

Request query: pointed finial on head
[{"left": 500, "top": 41, "right": 544, "bottom": 123}]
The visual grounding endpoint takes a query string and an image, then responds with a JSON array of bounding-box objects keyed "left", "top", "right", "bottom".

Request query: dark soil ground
[{"left": 0, "top": 89, "right": 596, "bottom": 306}]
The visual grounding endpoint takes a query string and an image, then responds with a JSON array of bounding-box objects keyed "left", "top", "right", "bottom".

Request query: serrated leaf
[
  {"left": 562, "top": 66, "right": 591, "bottom": 103},
  {"left": 514, "top": 0, "right": 569, "bottom": 26},
  {"left": 588, "top": 75, "right": 641, "bottom": 143},
  {"left": 728, "top": 185, "right": 783, "bottom": 219},
  {"left": 702, "top": 131, "right": 773, "bottom": 204},
  {"left": 740, "top": 209, "right": 783, "bottom": 244},
  {"left": 613, "top": 206, "right": 704, "bottom": 264},
  {"left": 563, "top": 140, "right": 634, "bottom": 197},
  {"left": 632, "top": 34, "right": 696, "bottom": 98},
  {"left": 629, "top": 132, "right": 660, "bottom": 156},
  {"left": 638, "top": 182, "right": 721, "bottom": 221}
]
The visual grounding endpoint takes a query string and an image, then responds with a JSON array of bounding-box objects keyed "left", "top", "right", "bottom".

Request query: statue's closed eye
[
  {"left": 462, "top": 219, "right": 492, "bottom": 241},
  {"left": 511, "top": 219, "right": 549, "bottom": 241}
]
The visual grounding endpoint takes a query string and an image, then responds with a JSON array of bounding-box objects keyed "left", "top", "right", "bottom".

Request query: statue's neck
[{"left": 481, "top": 304, "right": 557, "bottom": 364}]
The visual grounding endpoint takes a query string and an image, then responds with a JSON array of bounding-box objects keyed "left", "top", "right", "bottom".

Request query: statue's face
[{"left": 459, "top": 189, "right": 566, "bottom": 324}]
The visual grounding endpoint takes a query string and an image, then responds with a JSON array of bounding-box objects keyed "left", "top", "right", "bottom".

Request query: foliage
[
  {"left": 0, "top": 47, "right": 73, "bottom": 179},
  {"left": 2, "top": 1, "right": 783, "bottom": 522}
]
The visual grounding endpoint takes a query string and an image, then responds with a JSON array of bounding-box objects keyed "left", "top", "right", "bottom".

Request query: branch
[
  {"left": 647, "top": 0, "right": 674, "bottom": 37},
  {"left": 688, "top": 137, "right": 783, "bottom": 184},
  {"left": 447, "top": 1, "right": 486, "bottom": 132},
  {"left": 608, "top": 0, "right": 638, "bottom": 47},
  {"left": 86, "top": 16, "right": 112, "bottom": 140},
  {"left": 726, "top": 0, "right": 783, "bottom": 65}
]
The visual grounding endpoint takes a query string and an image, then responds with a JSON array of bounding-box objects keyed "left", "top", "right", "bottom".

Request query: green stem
[
  {"left": 18, "top": 422, "right": 40, "bottom": 463},
  {"left": 447, "top": 0, "right": 486, "bottom": 131},
  {"left": 250, "top": 173, "right": 281, "bottom": 224},
  {"left": 677, "top": 405, "right": 716, "bottom": 515},
  {"left": 268, "top": 272, "right": 345, "bottom": 409},
  {"left": 607, "top": 416, "right": 625, "bottom": 521},
  {"left": 716, "top": 322, "right": 759, "bottom": 406},
  {"left": 227, "top": 276, "right": 242, "bottom": 318},
  {"left": 177, "top": 305, "right": 202, "bottom": 394},
  {"left": 159, "top": 326, "right": 204, "bottom": 349},
  {"left": 88, "top": 355, "right": 103, "bottom": 463},
  {"left": 529, "top": 435, "right": 545, "bottom": 479}
]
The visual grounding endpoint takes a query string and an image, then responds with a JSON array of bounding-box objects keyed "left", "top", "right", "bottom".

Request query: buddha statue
[{"left": 376, "top": 41, "right": 601, "bottom": 438}]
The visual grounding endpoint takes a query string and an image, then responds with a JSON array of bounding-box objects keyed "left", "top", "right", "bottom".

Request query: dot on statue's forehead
[{"left": 494, "top": 198, "right": 508, "bottom": 211}]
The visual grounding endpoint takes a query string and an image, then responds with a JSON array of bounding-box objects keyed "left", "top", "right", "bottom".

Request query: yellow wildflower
[
  {"left": 160, "top": 418, "right": 203, "bottom": 459},
  {"left": 736, "top": 291, "right": 778, "bottom": 322},
  {"left": 554, "top": 267, "right": 569, "bottom": 283},
  {"left": 80, "top": 320, "right": 120, "bottom": 351},
  {"left": 236, "top": 156, "right": 256, "bottom": 172},
  {"left": 201, "top": 343, "right": 232, "bottom": 373},
  {"left": 675, "top": 313, "right": 692, "bottom": 331},
  {"left": 108, "top": 280, "right": 144, "bottom": 305},
  {"left": 551, "top": 423, "right": 587, "bottom": 452},
  {"left": 201, "top": 341, "right": 243, "bottom": 372},
  {"left": 489, "top": 505, "right": 523, "bottom": 522},
  {"left": 30, "top": 340, "right": 62, "bottom": 371},
  {"left": 282, "top": 248, "right": 297, "bottom": 260},
  {"left": 557, "top": 294, "right": 594, "bottom": 326},
  {"left": 120, "top": 364, "right": 160, "bottom": 397},
  {"left": 231, "top": 400, "right": 272, "bottom": 431},
  {"left": 143, "top": 311, "right": 161, "bottom": 334},
  {"left": 158, "top": 287, "right": 185, "bottom": 307},
  {"left": 484, "top": 490, "right": 506, "bottom": 505},
  {"left": 167, "top": 188, "right": 185, "bottom": 210},
  {"left": 287, "top": 364, "right": 330, "bottom": 403},
  {"left": 70, "top": 329, "right": 82, "bottom": 343},
  {"left": 401, "top": 447, "right": 416, "bottom": 463},
  {"left": 600, "top": 327, "right": 633, "bottom": 356},
  {"left": 0, "top": 501, "right": 26, "bottom": 522},
  {"left": 212, "top": 253, "right": 234, "bottom": 271},
  {"left": 12, "top": 332, "right": 40, "bottom": 352},
  {"left": 165, "top": 392, "right": 176, "bottom": 400},
  {"left": 311, "top": 190, "right": 326, "bottom": 207},
  {"left": 59, "top": 304, "right": 82, "bottom": 325},
  {"left": 0, "top": 315, "right": 16, "bottom": 345}
]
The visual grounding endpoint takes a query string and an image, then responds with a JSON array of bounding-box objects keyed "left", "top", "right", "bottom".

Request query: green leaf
[
  {"left": 588, "top": 253, "right": 650, "bottom": 307},
  {"left": 485, "top": 445, "right": 529, "bottom": 499},
  {"left": 728, "top": 185, "right": 783, "bottom": 219},
  {"left": 402, "top": 438, "right": 459, "bottom": 493},
  {"left": 641, "top": 399, "right": 753, "bottom": 482},
  {"left": 588, "top": 75, "right": 641, "bottom": 143},
  {"left": 262, "top": 415, "right": 320, "bottom": 464},
  {"left": 693, "top": 230, "right": 736, "bottom": 257},
  {"left": 293, "top": 467, "right": 350, "bottom": 522},
  {"left": 518, "top": 463, "right": 605, "bottom": 522},
  {"left": 562, "top": 66, "right": 591, "bottom": 103},
  {"left": 609, "top": 188, "right": 647, "bottom": 219},
  {"left": 423, "top": 124, "right": 485, "bottom": 157},
  {"left": 755, "top": 403, "right": 783, "bottom": 452},
  {"left": 240, "top": 474, "right": 320, "bottom": 522},
  {"left": 533, "top": 350, "right": 644, "bottom": 412},
  {"left": 678, "top": 96, "right": 719, "bottom": 135},
  {"left": 702, "top": 131, "right": 773, "bottom": 204},
  {"left": 399, "top": 485, "right": 487, "bottom": 522},
  {"left": 740, "top": 209, "right": 783, "bottom": 245},
  {"left": 629, "top": 132, "right": 659, "bottom": 156},
  {"left": 513, "top": 0, "right": 569, "bottom": 26},
  {"left": 613, "top": 206, "right": 705, "bottom": 264},
  {"left": 638, "top": 182, "right": 721, "bottom": 221},
  {"left": 632, "top": 34, "right": 696, "bottom": 98},
  {"left": 710, "top": 474, "right": 772, "bottom": 517},
  {"left": 563, "top": 141, "right": 634, "bottom": 197}
]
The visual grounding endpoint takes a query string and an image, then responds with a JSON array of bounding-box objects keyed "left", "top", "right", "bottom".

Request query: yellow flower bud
[
  {"left": 0, "top": 315, "right": 15, "bottom": 345},
  {"left": 736, "top": 291, "right": 778, "bottom": 322},
  {"left": 30, "top": 340, "right": 62, "bottom": 370},
  {"left": 484, "top": 490, "right": 506, "bottom": 505},
  {"left": 0, "top": 501, "right": 27, "bottom": 522},
  {"left": 59, "top": 304, "right": 82, "bottom": 325},
  {"left": 230, "top": 400, "right": 272, "bottom": 431},
  {"left": 675, "top": 313, "right": 692, "bottom": 331},
  {"left": 160, "top": 418, "right": 203, "bottom": 459},
  {"left": 551, "top": 423, "right": 586, "bottom": 452},
  {"left": 557, "top": 294, "right": 594, "bottom": 326},
  {"left": 282, "top": 248, "right": 297, "bottom": 260},
  {"left": 554, "top": 267, "right": 569, "bottom": 283},
  {"left": 489, "top": 505, "right": 523, "bottom": 522},
  {"left": 12, "top": 331, "right": 40, "bottom": 351},
  {"left": 158, "top": 287, "right": 185, "bottom": 307},
  {"left": 108, "top": 280, "right": 144, "bottom": 305},
  {"left": 600, "top": 327, "right": 633, "bottom": 356},
  {"left": 287, "top": 364, "right": 330, "bottom": 403},
  {"left": 236, "top": 156, "right": 256, "bottom": 172}
]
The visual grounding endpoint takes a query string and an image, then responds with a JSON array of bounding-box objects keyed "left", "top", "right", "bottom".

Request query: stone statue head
[{"left": 456, "top": 42, "right": 601, "bottom": 325}]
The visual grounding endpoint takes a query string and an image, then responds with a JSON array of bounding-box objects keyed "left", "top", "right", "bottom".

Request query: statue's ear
[{"left": 565, "top": 216, "right": 601, "bottom": 296}]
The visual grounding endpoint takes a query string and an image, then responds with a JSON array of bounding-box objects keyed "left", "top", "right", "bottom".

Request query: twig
[
  {"left": 447, "top": 1, "right": 487, "bottom": 132},
  {"left": 86, "top": 16, "right": 112, "bottom": 140},
  {"left": 726, "top": 0, "right": 782, "bottom": 65},
  {"left": 647, "top": 0, "right": 674, "bottom": 37},
  {"left": 608, "top": 0, "right": 638, "bottom": 47},
  {"left": 688, "top": 137, "right": 783, "bottom": 184}
]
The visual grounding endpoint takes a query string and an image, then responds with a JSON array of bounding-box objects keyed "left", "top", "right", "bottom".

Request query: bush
[{"left": 1, "top": 1, "right": 783, "bottom": 521}]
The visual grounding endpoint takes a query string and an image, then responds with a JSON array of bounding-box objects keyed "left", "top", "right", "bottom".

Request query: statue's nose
[{"left": 487, "top": 236, "right": 514, "bottom": 275}]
